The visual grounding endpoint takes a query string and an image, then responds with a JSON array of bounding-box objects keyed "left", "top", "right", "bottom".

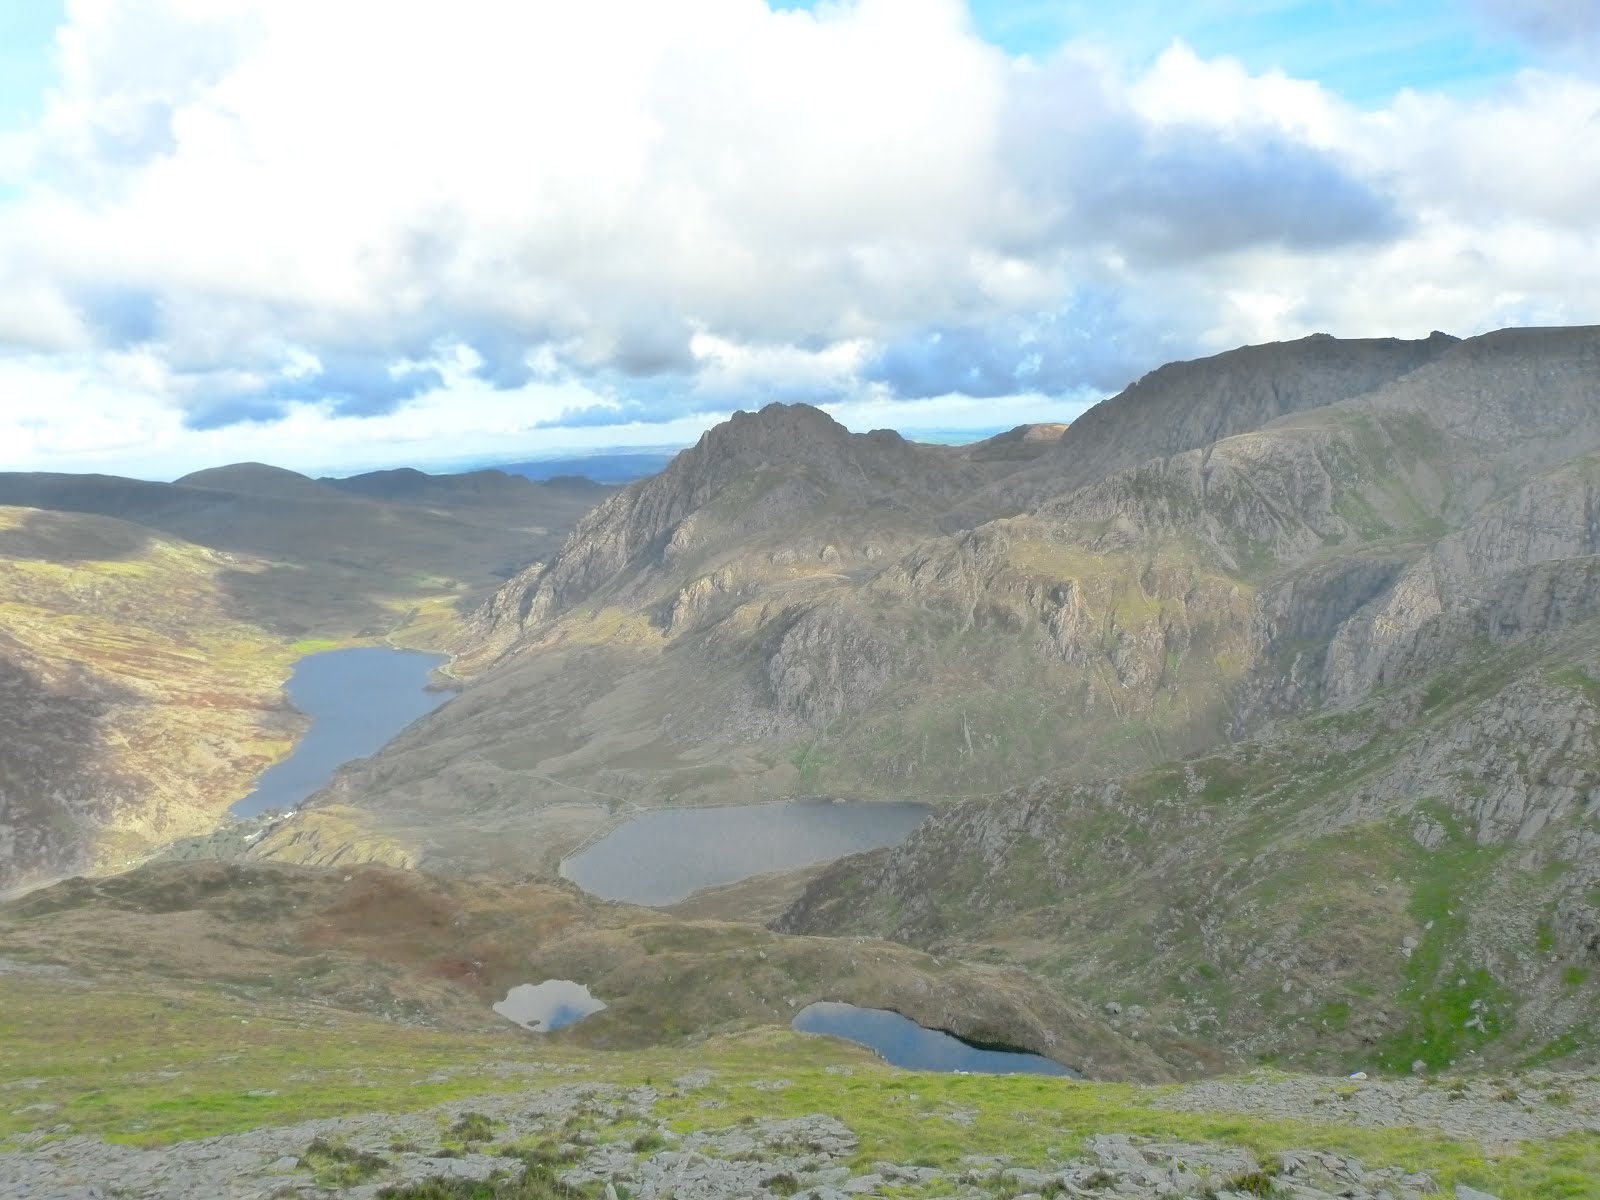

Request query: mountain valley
[
  {"left": 0, "top": 467, "right": 612, "bottom": 893},
  {"left": 4, "top": 328, "right": 1600, "bottom": 1198},
  {"left": 232, "top": 325, "right": 1600, "bottom": 1078}
]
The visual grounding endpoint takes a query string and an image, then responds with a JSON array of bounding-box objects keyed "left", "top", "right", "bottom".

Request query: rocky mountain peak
[
  {"left": 706, "top": 401, "right": 849, "bottom": 451},
  {"left": 472, "top": 402, "right": 1011, "bottom": 641},
  {"left": 1045, "top": 331, "right": 1457, "bottom": 467},
  {"left": 653, "top": 402, "right": 858, "bottom": 502},
  {"left": 955, "top": 332, "right": 1460, "bottom": 521}
]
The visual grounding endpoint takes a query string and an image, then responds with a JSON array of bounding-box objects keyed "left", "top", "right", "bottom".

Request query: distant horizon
[
  {"left": 0, "top": 418, "right": 1037, "bottom": 485},
  {"left": 1, "top": 3, "right": 1593, "bottom": 479}
]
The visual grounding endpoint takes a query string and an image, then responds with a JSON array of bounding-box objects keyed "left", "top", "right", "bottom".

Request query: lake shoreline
[
  {"left": 560, "top": 797, "right": 931, "bottom": 906},
  {"left": 229, "top": 646, "right": 452, "bottom": 819}
]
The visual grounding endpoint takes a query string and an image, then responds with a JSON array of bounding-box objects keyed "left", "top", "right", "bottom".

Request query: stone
[{"left": 841, "top": 1174, "right": 884, "bottom": 1194}]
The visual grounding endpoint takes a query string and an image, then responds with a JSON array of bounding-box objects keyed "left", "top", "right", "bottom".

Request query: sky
[{"left": 0, "top": 1, "right": 1596, "bottom": 479}]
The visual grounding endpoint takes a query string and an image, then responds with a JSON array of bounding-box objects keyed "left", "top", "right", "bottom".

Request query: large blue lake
[
  {"left": 793, "top": 1002, "right": 1078, "bottom": 1076},
  {"left": 231, "top": 647, "right": 450, "bottom": 817},
  {"left": 562, "top": 799, "right": 930, "bottom": 906}
]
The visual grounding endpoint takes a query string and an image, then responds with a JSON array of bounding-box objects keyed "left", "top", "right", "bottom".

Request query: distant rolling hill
[
  {"left": 493, "top": 451, "right": 681, "bottom": 484},
  {"left": 0, "top": 464, "right": 615, "bottom": 638},
  {"left": 175, "top": 461, "right": 343, "bottom": 499},
  {"left": 322, "top": 465, "right": 609, "bottom": 507}
]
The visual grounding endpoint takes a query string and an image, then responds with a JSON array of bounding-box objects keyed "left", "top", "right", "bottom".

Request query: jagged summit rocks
[
  {"left": 255, "top": 324, "right": 1600, "bottom": 1074},
  {"left": 475, "top": 401, "right": 1011, "bottom": 640},
  {"left": 961, "top": 329, "right": 1461, "bottom": 519}
]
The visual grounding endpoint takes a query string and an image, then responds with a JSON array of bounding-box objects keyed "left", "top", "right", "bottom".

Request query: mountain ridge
[{"left": 245, "top": 323, "right": 1600, "bottom": 1075}]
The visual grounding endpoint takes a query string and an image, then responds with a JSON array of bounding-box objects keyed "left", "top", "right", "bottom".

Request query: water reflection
[
  {"left": 562, "top": 799, "right": 930, "bottom": 906},
  {"left": 492, "top": 980, "right": 608, "bottom": 1032},
  {"left": 792, "top": 1001, "right": 1077, "bottom": 1076},
  {"left": 232, "top": 647, "right": 449, "bottom": 817}
]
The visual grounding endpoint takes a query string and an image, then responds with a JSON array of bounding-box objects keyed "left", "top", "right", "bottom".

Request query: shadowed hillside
[
  {"left": 0, "top": 506, "right": 304, "bottom": 892},
  {"left": 0, "top": 465, "right": 616, "bottom": 639},
  {"left": 0, "top": 468, "right": 614, "bottom": 892}
]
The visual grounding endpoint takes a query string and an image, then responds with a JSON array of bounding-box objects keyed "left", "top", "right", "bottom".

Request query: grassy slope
[
  {"left": 0, "top": 470, "right": 613, "bottom": 643},
  {"left": 778, "top": 622, "right": 1600, "bottom": 1076},
  {"left": 0, "top": 468, "right": 612, "bottom": 889},
  {"left": 0, "top": 506, "right": 305, "bottom": 886},
  {"left": 1, "top": 974, "right": 1596, "bottom": 1199},
  {"left": 0, "top": 860, "right": 1165, "bottom": 1082}
]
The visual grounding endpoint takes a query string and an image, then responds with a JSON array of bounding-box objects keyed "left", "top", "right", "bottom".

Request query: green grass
[
  {"left": 650, "top": 1073, "right": 1598, "bottom": 1199},
  {"left": 0, "top": 981, "right": 590, "bottom": 1147},
  {"left": 1538, "top": 918, "right": 1558, "bottom": 954},
  {"left": 289, "top": 637, "right": 349, "bottom": 656},
  {"left": 302, "top": 1136, "right": 389, "bottom": 1186},
  {"left": 378, "top": 1165, "right": 600, "bottom": 1198},
  {"left": 1373, "top": 811, "right": 1510, "bottom": 1073},
  {"left": 1550, "top": 665, "right": 1600, "bottom": 708},
  {"left": 1318, "top": 1001, "right": 1352, "bottom": 1031},
  {"left": 449, "top": 1112, "right": 498, "bottom": 1144},
  {"left": 2, "top": 975, "right": 1596, "bottom": 1198}
]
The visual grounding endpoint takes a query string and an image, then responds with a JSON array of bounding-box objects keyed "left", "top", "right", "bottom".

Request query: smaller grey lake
[
  {"left": 793, "top": 1002, "right": 1078, "bottom": 1076},
  {"left": 231, "top": 647, "right": 450, "bottom": 817},
  {"left": 562, "top": 799, "right": 930, "bottom": 906},
  {"left": 492, "top": 980, "right": 607, "bottom": 1032}
]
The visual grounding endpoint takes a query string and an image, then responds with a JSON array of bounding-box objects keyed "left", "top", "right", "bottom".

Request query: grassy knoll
[{"left": 1, "top": 975, "right": 1595, "bottom": 1197}]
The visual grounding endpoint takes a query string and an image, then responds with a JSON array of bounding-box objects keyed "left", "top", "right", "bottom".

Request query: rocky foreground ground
[{"left": 7, "top": 1068, "right": 1595, "bottom": 1200}]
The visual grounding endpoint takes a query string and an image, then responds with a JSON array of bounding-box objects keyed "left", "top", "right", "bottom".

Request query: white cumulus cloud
[{"left": 0, "top": 0, "right": 1594, "bottom": 476}]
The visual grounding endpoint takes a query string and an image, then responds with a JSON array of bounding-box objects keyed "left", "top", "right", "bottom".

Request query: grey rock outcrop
[
  {"left": 958, "top": 329, "right": 1459, "bottom": 520},
  {"left": 7, "top": 1072, "right": 1566, "bottom": 1200},
  {"left": 475, "top": 404, "right": 1005, "bottom": 646}
]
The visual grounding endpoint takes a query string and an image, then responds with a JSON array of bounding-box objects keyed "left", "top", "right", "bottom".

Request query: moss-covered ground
[{"left": 2, "top": 976, "right": 1596, "bottom": 1197}]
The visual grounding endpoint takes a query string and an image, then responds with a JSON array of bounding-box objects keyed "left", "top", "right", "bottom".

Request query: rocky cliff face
[
  {"left": 772, "top": 326, "right": 1600, "bottom": 1072},
  {"left": 469, "top": 403, "right": 1010, "bottom": 651},
  {"left": 286, "top": 327, "right": 1600, "bottom": 1077},
  {"left": 448, "top": 335, "right": 1488, "bottom": 773},
  {"left": 955, "top": 331, "right": 1460, "bottom": 521},
  {"left": 776, "top": 619, "right": 1600, "bottom": 1071},
  {"left": 1323, "top": 458, "right": 1600, "bottom": 703}
]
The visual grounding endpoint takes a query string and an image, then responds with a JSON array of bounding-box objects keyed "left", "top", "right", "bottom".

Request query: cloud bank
[{"left": 0, "top": 0, "right": 1596, "bottom": 476}]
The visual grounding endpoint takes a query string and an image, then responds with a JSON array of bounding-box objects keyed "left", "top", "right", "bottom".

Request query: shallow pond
[
  {"left": 492, "top": 980, "right": 607, "bottom": 1032},
  {"left": 231, "top": 647, "right": 450, "bottom": 817},
  {"left": 792, "top": 1001, "right": 1078, "bottom": 1076},
  {"left": 561, "top": 799, "right": 930, "bottom": 906}
]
